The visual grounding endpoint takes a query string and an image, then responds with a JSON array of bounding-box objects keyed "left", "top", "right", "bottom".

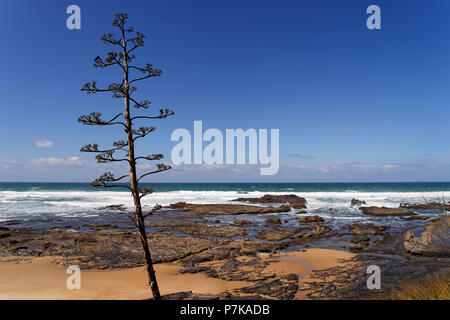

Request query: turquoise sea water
[{"left": 1, "top": 182, "right": 450, "bottom": 193}]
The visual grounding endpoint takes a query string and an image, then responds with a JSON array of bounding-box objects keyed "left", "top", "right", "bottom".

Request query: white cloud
[
  {"left": 0, "top": 158, "right": 17, "bottom": 165},
  {"left": 0, "top": 157, "right": 18, "bottom": 169},
  {"left": 284, "top": 162, "right": 433, "bottom": 175},
  {"left": 28, "top": 156, "right": 87, "bottom": 167},
  {"left": 289, "top": 153, "right": 316, "bottom": 159},
  {"left": 35, "top": 140, "right": 54, "bottom": 148},
  {"left": 170, "top": 163, "right": 260, "bottom": 174}
]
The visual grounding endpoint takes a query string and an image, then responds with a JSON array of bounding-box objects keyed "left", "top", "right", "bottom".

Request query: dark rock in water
[
  {"left": 0, "top": 231, "right": 11, "bottom": 239},
  {"left": 404, "top": 215, "right": 450, "bottom": 257},
  {"left": 359, "top": 206, "right": 415, "bottom": 216},
  {"left": 349, "top": 244, "right": 363, "bottom": 252},
  {"left": 4, "top": 220, "right": 22, "bottom": 226},
  {"left": 256, "top": 229, "right": 293, "bottom": 241},
  {"left": 232, "top": 194, "right": 307, "bottom": 209},
  {"left": 96, "top": 204, "right": 127, "bottom": 212},
  {"left": 231, "top": 219, "right": 252, "bottom": 226},
  {"left": 349, "top": 223, "right": 388, "bottom": 235},
  {"left": 299, "top": 215, "right": 324, "bottom": 223},
  {"left": 146, "top": 219, "right": 208, "bottom": 228},
  {"left": 347, "top": 237, "right": 370, "bottom": 244},
  {"left": 365, "top": 232, "right": 407, "bottom": 255},
  {"left": 400, "top": 202, "right": 450, "bottom": 211},
  {"left": 311, "top": 223, "right": 331, "bottom": 236},
  {"left": 265, "top": 217, "right": 282, "bottom": 224},
  {"left": 165, "top": 202, "right": 291, "bottom": 216},
  {"left": 295, "top": 210, "right": 308, "bottom": 214},
  {"left": 400, "top": 215, "right": 430, "bottom": 221},
  {"left": 156, "top": 222, "right": 247, "bottom": 238},
  {"left": 0, "top": 227, "right": 11, "bottom": 240},
  {"left": 83, "top": 223, "right": 118, "bottom": 230},
  {"left": 288, "top": 224, "right": 337, "bottom": 246},
  {"left": 346, "top": 235, "right": 372, "bottom": 253},
  {"left": 350, "top": 199, "right": 366, "bottom": 207}
]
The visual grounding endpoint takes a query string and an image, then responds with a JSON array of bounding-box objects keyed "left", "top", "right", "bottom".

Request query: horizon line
[{"left": 1, "top": 181, "right": 450, "bottom": 184}]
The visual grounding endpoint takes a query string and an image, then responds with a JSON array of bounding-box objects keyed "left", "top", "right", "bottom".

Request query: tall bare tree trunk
[
  {"left": 79, "top": 13, "right": 172, "bottom": 300},
  {"left": 122, "top": 30, "right": 161, "bottom": 300}
]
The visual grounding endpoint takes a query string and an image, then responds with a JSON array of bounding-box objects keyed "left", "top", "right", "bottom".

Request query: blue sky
[{"left": 0, "top": 0, "right": 449, "bottom": 182}]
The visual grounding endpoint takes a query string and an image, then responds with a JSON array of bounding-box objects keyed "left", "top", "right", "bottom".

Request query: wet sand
[
  {"left": 0, "top": 248, "right": 354, "bottom": 300},
  {"left": 265, "top": 249, "right": 355, "bottom": 299}
]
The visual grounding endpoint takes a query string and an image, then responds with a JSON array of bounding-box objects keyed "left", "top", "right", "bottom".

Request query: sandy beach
[
  {"left": 1, "top": 194, "right": 448, "bottom": 299},
  {"left": 0, "top": 249, "right": 353, "bottom": 300}
]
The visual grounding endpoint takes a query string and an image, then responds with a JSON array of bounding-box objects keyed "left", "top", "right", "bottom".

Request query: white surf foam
[{"left": 0, "top": 189, "right": 449, "bottom": 221}]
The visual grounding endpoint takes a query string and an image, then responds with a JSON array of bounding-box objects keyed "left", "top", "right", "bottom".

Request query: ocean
[{"left": 0, "top": 182, "right": 449, "bottom": 228}]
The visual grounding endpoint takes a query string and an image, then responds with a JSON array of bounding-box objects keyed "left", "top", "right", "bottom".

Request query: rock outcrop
[
  {"left": 256, "top": 229, "right": 293, "bottom": 241},
  {"left": 265, "top": 217, "right": 282, "bottom": 224},
  {"left": 400, "top": 202, "right": 450, "bottom": 211},
  {"left": 0, "top": 226, "right": 229, "bottom": 269},
  {"left": 155, "top": 222, "right": 247, "bottom": 238},
  {"left": 231, "top": 219, "right": 252, "bottom": 226},
  {"left": 404, "top": 215, "right": 450, "bottom": 257},
  {"left": 349, "top": 223, "right": 388, "bottom": 236},
  {"left": 400, "top": 215, "right": 430, "bottom": 221},
  {"left": 96, "top": 204, "right": 127, "bottom": 212},
  {"left": 350, "top": 199, "right": 366, "bottom": 207},
  {"left": 180, "top": 239, "right": 286, "bottom": 266},
  {"left": 237, "top": 274, "right": 299, "bottom": 299},
  {"left": 233, "top": 194, "right": 307, "bottom": 209},
  {"left": 359, "top": 206, "right": 415, "bottom": 216},
  {"left": 299, "top": 215, "right": 324, "bottom": 223},
  {"left": 165, "top": 202, "right": 291, "bottom": 216},
  {"left": 311, "top": 223, "right": 331, "bottom": 236}
]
